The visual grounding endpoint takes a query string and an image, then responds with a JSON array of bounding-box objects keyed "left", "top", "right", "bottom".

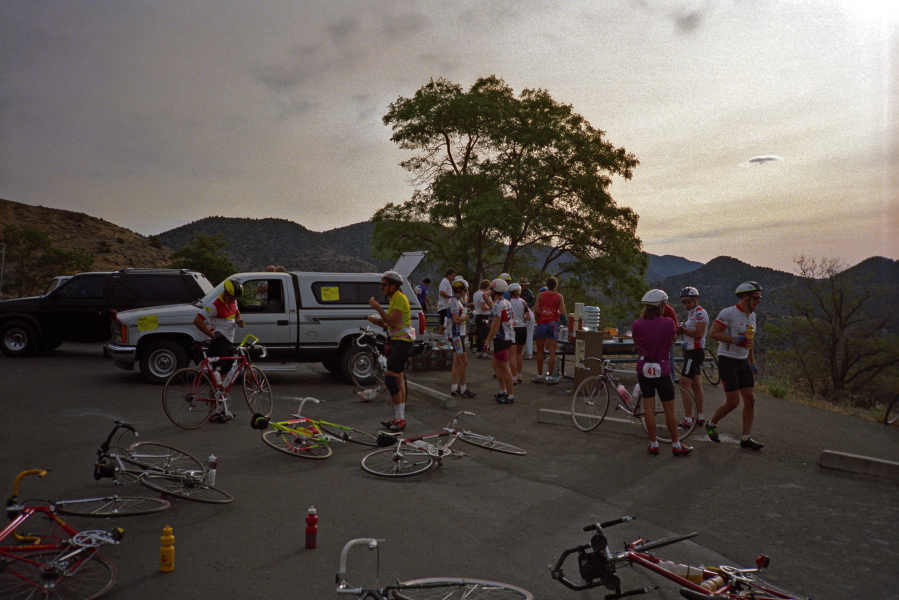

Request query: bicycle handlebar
[
  {"left": 336, "top": 537, "right": 383, "bottom": 584},
  {"left": 584, "top": 515, "right": 635, "bottom": 532},
  {"left": 11, "top": 469, "right": 47, "bottom": 499}
]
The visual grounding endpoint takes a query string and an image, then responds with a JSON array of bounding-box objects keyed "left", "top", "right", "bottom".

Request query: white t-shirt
[
  {"left": 437, "top": 277, "right": 453, "bottom": 311},
  {"left": 509, "top": 297, "right": 530, "bottom": 328},
  {"left": 472, "top": 290, "right": 491, "bottom": 316},
  {"left": 714, "top": 304, "right": 757, "bottom": 360},
  {"left": 681, "top": 305, "right": 709, "bottom": 350}
]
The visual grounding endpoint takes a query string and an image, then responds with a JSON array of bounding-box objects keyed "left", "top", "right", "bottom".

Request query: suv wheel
[
  {"left": 1, "top": 321, "right": 40, "bottom": 357},
  {"left": 140, "top": 340, "right": 189, "bottom": 384}
]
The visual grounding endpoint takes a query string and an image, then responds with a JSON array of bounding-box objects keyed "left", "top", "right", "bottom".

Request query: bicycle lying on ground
[
  {"left": 162, "top": 334, "right": 273, "bottom": 429},
  {"left": 348, "top": 328, "right": 389, "bottom": 402},
  {"left": 250, "top": 397, "right": 379, "bottom": 458},
  {"left": 92, "top": 421, "right": 233, "bottom": 503},
  {"left": 571, "top": 358, "right": 699, "bottom": 442},
  {"left": 336, "top": 537, "right": 533, "bottom": 600},
  {"left": 360, "top": 411, "right": 526, "bottom": 478},
  {"left": 551, "top": 516, "right": 812, "bottom": 600},
  {"left": 1, "top": 469, "right": 132, "bottom": 600},
  {"left": 674, "top": 346, "right": 720, "bottom": 386}
]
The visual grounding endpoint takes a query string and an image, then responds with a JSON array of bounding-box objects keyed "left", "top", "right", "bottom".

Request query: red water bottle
[{"left": 305, "top": 506, "right": 318, "bottom": 549}]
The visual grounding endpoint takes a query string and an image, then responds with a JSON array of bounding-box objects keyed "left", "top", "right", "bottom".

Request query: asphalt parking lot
[{"left": 1, "top": 343, "right": 897, "bottom": 600}]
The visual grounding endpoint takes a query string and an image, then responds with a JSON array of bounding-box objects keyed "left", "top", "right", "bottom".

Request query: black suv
[{"left": 0, "top": 268, "right": 213, "bottom": 357}]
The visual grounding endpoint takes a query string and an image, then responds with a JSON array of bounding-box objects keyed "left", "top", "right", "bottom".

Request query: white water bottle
[
  {"left": 632, "top": 383, "right": 642, "bottom": 399},
  {"left": 204, "top": 454, "right": 217, "bottom": 487},
  {"left": 222, "top": 363, "right": 239, "bottom": 387},
  {"left": 616, "top": 384, "right": 632, "bottom": 403},
  {"left": 212, "top": 368, "right": 223, "bottom": 387},
  {"left": 410, "top": 440, "right": 433, "bottom": 452}
]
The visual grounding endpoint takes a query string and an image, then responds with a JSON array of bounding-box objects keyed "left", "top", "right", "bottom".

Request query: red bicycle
[
  {"left": 552, "top": 516, "right": 813, "bottom": 600},
  {"left": 0, "top": 470, "right": 141, "bottom": 600},
  {"left": 162, "top": 334, "right": 273, "bottom": 429}
]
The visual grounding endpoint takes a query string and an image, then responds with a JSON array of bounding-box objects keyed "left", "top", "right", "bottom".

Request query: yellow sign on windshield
[{"left": 321, "top": 286, "right": 340, "bottom": 301}]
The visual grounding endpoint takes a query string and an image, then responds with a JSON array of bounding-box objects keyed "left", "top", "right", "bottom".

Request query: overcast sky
[{"left": 1, "top": 0, "right": 895, "bottom": 272}]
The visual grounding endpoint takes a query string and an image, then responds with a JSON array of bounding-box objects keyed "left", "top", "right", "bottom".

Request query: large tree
[
  {"left": 167, "top": 233, "right": 236, "bottom": 286},
  {"left": 1, "top": 226, "right": 93, "bottom": 297},
  {"left": 373, "top": 76, "right": 646, "bottom": 305},
  {"left": 767, "top": 256, "right": 899, "bottom": 405}
]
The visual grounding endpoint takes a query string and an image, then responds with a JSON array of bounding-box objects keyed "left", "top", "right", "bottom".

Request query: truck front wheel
[
  {"left": 140, "top": 340, "right": 189, "bottom": 384},
  {"left": 0, "top": 321, "right": 40, "bottom": 357}
]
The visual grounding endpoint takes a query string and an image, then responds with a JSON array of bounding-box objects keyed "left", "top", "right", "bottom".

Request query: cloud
[{"left": 741, "top": 155, "right": 784, "bottom": 167}]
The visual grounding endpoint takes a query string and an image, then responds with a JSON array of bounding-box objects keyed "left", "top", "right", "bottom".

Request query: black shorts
[
  {"left": 636, "top": 372, "right": 676, "bottom": 402},
  {"left": 682, "top": 348, "right": 705, "bottom": 378},
  {"left": 514, "top": 327, "right": 527, "bottom": 346},
  {"left": 719, "top": 355, "right": 754, "bottom": 392},
  {"left": 438, "top": 308, "right": 449, "bottom": 324},
  {"left": 385, "top": 339, "right": 414, "bottom": 373}
]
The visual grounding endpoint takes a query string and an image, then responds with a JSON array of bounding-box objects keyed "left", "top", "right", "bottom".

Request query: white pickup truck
[{"left": 104, "top": 253, "right": 428, "bottom": 383}]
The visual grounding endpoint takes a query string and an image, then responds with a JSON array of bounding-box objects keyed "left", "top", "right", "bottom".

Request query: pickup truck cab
[
  {"left": 0, "top": 268, "right": 212, "bottom": 357},
  {"left": 105, "top": 266, "right": 427, "bottom": 384}
]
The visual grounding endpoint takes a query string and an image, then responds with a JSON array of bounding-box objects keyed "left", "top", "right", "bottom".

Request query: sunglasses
[
  {"left": 379, "top": 283, "right": 389, "bottom": 288},
  {"left": 680, "top": 298, "right": 694, "bottom": 304},
  {"left": 751, "top": 295, "right": 762, "bottom": 301}
]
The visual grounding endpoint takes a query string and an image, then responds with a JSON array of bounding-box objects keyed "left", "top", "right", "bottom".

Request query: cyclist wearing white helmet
[
  {"left": 705, "top": 281, "right": 764, "bottom": 451},
  {"left": 507, "top": 282, "right": 532, "bottom": 385},
  {"left": 485, "top": 278, "right": 516, "bottom": 404},
  {"left": 632, "top": 289, "right": 692, "bottom": 456},
  {"left": 677, "top": 286, "right": 708, "bottom": 427},
  {"left": 447, "top": 279, "right": 476, "bottom": 398},
  {"left": 368, "top": 270, "right": 415, "bottom": 432}
]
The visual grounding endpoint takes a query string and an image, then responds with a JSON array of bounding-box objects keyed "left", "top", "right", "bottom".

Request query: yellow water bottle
[
  {"left": 745, "top": 324, "right": 754, "bottom": 349},
  {"left": 700, "top": 575, "right": 725, "bottom": 591},
  {"left": 160, "top": 525, "right": 174, "bottom": 572}
]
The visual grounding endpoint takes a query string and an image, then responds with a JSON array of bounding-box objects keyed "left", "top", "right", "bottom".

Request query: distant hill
[
  {"left": 0, "top": 198, "right": 171, "bottom": 272},
  {"left": 646, "top": 254, "right": 703, "bottom": 282}
]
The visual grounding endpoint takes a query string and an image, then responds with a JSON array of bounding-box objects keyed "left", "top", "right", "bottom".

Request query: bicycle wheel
[
  {"left": 701, "top": 348, "right": 720, "bottom": 386},
  {"left": 639, "top": 385, "right": 698, "bottom": 443},
  {"left": 632, "top": 531, "right": 698, "bottom": 553},
  {"left": 571, "top": 376, "right": 611, "bottom": 432},
  {"left": 395, "top": 578, "right": 533, "bottom": 600},
  {"left": 243, "top": 365, "right": 273, "bottom": 418},
  {"left": 457, "top": 431, "right": 526, "bottom": 455},
  {"left": 262, "top": 429, "right": 333, "bottom": 458},
  {"left": 884, "top": 394, "right": 899, "bottom": 425},
  {"left": 140, "top": 473, "right": 233, "bottom": 504},
  {"left": 674, "top": 346, "right": 686, "bottom": 376},
  {"left": 55, "top": 496, "right": 171, "bottom": 518},
  {"left": 361, "top": 448, "right": 435, "bottom": 477},
  {"left": 318, "top": 422, "right": 379, "bottom": 446},
  {"left": 162, "top": 367, "right": 215, "bottom": 429},
  {"left": 127, "top": 442, "right": 204, "bottom": 474},
  {"left": 0, "top": 550, "right": 116, "bottom": 600}
]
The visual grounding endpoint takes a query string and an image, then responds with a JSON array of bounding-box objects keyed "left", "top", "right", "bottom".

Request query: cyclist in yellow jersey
[{"left": 367, "top": 270, "right": 415, "bottom": 432}]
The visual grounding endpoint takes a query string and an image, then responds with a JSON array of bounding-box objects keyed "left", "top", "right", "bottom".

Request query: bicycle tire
[
  {"left": 262, "top": 429, "right": 333, "bottom": 458},
  {"left": 127, "top": 442, "right": 205, "bottom": 474},
  {"left": 140, "top": 473, "right": 234, "bottom": 504},
  {"left": 243, "top": 365, "right": 273, "bottom": 418},
  {"left": 360, "top": 448, "right": 435, "bottom": 477},
  {"left": 457, "top": 431, "right": 527, "bottom": 455},
  {"left": 632, "top": 531, "right": 698, "bottom": 553},
  {"left": 162, "top": 367, "right": 215, "bottom": 429},
  {"left": 319, "top": 422, "right": 379, "bottom": 446},
  {"left": 639, "top": 385, "right": 698, "bottom": 443},
  {"left": 702, "top": 348, "right": 720, "bottom": 386},
  {"left": 0, "top": 550, "right": 116, "bottom": 600},
  {"left": 674, "top": 346, "right": 687, "bottom": 377},
  {"left": 571, "top": 376, "right": 611, "bottom": 432},
  {"left": 394, "top": 578, "right": 533, "bottom": 600},
  {"left": 55, "top": 496, "right": 171, "bottom": 518},
  {"left": 884, "top": 394, "right": 899, "bottom": 425}
]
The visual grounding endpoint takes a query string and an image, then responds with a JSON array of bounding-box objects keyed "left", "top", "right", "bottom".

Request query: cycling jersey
[
  {"left": 508, "top": 297, "right": 530, "bottom": 327},
  {"left": 197, "top": 295, "right": 240, "bottom": 342},
  {"left": 714, "top": 304, "right": 756, "bottom": 360},
  {"left": 491, "top": 298, "right": 515, "bottom": 341},
  {"left": 681, "top": 305, "right": 709, "bottom": 350},
  {"left": 446, "top": 296, "right": 467, "bottom": 339},
  {"left": 387, "top": 291, "right": 414, "bottom": 342},
  {"left": 536, "top": 290, "right": 562, "bottom": 325}
]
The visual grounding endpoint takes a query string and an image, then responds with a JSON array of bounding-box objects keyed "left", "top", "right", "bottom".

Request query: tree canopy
[
  {"left": 373, "top": 76, "right": 646, "bottom": 308},
  {"left": 1, "top": 226, "right": 93, "bottom": 297},
  {"left": 167, "top": 233, "right": 236, "bottom": 285}
]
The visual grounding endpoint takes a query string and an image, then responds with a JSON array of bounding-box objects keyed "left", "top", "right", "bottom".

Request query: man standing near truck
[
  {"left": 193, "top": 278, "right": 245, "bottom": 421},
  {"left": 368, "top": 270, "right": 415, "bottom": 432}
]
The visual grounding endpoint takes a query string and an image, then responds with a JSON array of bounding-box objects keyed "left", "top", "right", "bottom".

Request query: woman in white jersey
[{"left": 677, "top": 287, "right": 708, "bottom": 427}]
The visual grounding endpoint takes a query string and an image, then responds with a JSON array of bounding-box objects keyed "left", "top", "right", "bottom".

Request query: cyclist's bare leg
[
  {"left": 678, "top": 374, "right": 704, "bottom": 418},
  {"left": 644, "top": 395, "right": 658, "bottom": 441},
  {"left": 546, "top": 338, "right": 558, "bottom": 377},
  {"left": 710, "top": 389, "right": 741, "bottom": 425},
  {"left": 534, "top": 338, "right": 546, "bottom": 376},
  {"left": 739, "top": 386, "right": 756, "bottom": 436},
  {"left": 662, "top": 399, "right": 680, "bottom": 443}
]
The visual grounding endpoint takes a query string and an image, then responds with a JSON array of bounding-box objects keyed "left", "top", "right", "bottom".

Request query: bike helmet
[
  {"left": 507, "top": 282, "right": 521, "bottom": 293},
  {"left": 641, "top": 289, "right": 668, "bottom": 307},
  {"left": 381, "top": 270, "right": 404, "bottom": 286},
  {"left": 452, "top": 278, "right": 468, "bottom": 291},
  {"left": 223, "top": 278, "right": 243, "bottom": 298},
  {"left": 680, "top": 286, "right": 699, "bottom": 298},
  {"left": 491, "top": 278, "right": 509, "bottom": 293},
  {"left": 734, "top": 281, "right": 762, "bottom": 297},
  {"left": 498, "top": 272, "right": 512, "bottom": 282}
]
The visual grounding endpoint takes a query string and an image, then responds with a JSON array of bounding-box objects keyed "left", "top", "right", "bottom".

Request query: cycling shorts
[
  {"left": 513, "top": 326, "right": 527, "bottom": 346},
  {"left": 385, "top": 340, "right": 414, "bottom": 373},
  {"left": 681, "top": 348, "right": 705, "bottom": 379},
  {"left": 636, "top": 372, "right": 676, "bottom": 402},
  {"left": 450, "top": 336, "right": 466, "bottom": 355},
  {"left": 719, "top": 355, "right": 754, "bottom": 392},
  {"left": 492, "top": 339, "right": 512, "bottom": 362}
]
